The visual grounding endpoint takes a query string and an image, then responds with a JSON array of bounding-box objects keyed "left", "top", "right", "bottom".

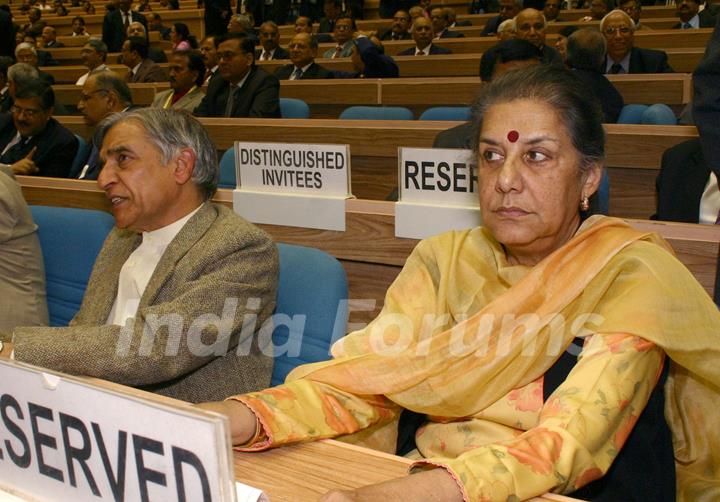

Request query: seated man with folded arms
[
  {"left": 73, "top": 72, "right": 133, "bottom": 180},
  {"left": 194, "top": 33, "right": 281, "bottom": 118},
  {"left": 3, "top": 108, "right": 278, "bottom": 403},
  {"left": 152, "top": 50, "right": 206, "bottom": 111},
  {"left": 601, "top": 9, "right": 674, "bottom": 73},
  {"left": 0, "top": 81, "right": 78, "bottom": 178},
  {"left": 0, "top": 164, "right": 48, "bottom": 334},
  {"left": 275, "top": 33, "right": 333, "bottom": 80},
  {"left": 397, "top": 17, "right": 452, "bottom": 55}
]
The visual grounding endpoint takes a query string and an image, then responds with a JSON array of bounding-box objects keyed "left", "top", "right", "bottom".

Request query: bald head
[{"left": 515, "top": 8, "right": 547, "bottom": 48}]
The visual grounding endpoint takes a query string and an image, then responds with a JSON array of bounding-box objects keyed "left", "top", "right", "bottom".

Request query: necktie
[
  {"left": 123, "top": 13, "right": 130, "bottom": 30},
  {"left": 224, "top": 84, "right": 238, "bottom": 117},
  {"left": 416, "top": 50, "right": 424, "bottom": 55},
  {"left": 683, "top": 22, "right": 692, "bottom": 29},
  {"left": 610, "top": 63, "right": 623, "bottom": 74},
  {"left": 1, "top": 137, "right": 29, "bottom": 164},
  {"left": 332, "top": 46, "right": 343, "bottom": 58},
  {"left": 204, "top": 69, "right": 213, "bottom": 83},
  {"left": 291, "top": 67, "right": 303, "bottom": 80},
  {"left": 262, "top": 51, "right": 270, "bottom": 60},
  {"left": 78, "top": 146, "right": 98, "bottom": 179}
]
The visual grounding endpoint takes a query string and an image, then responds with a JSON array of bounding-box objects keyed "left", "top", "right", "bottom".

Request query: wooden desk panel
[
  {"left": 19, "top": 179, "right": 720, "bottom": 301},
  {"left": 42, "top": 64, "right": 129, "bottom": 84}
]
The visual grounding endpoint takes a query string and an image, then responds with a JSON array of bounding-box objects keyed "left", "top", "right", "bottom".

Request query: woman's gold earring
[{"left": 580, "top": 195, "right": 590, "bottom": 212}]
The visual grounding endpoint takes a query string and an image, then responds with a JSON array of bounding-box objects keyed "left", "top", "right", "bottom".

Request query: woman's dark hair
[
  {"left": 174, "top": 23, "right": 198, "bottom": 48},
  {"left": 470, "top": 65, "right": 605, "bottom": 174}
]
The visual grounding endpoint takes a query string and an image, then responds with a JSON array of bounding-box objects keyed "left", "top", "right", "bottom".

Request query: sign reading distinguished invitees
[
  {"left": 0, "top": 360, "right": 240, "bottom": 502},
  {"left": 233, "top": 142, "right": 351, "bottom": 231},
  {"left": 396, "top": 148, "right": 482, "bottom": 239}
]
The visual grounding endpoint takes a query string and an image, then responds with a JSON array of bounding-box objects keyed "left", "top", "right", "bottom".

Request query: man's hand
[
  {"left": 0, "top": 341, "right": 14, "bottom": 359},
  {"left": 12, "top": 147, "right": 38, "bottom": 175}
]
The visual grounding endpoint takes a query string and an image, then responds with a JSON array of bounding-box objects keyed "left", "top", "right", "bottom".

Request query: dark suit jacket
[
  {"left": 378, "top": 29, "right": 411, "bottom": 41},
  {"left": 194, "top": 66, "right": 281, "bottom": 117},
  {"left": 13, "top": 203, "right": 278, "bottom": 403},
  {"left": 148, "top": 47, "right": 168, "bottom": 63},
  {"left": 654, "top": 138, "right": 709, "bottom": 223},
  {"left": 318, "top": 16, "right": 337, "bottom": 33},
  {"left": 574, "top": 69, "right": 624, "bottom": 123},
  {"left": 0, "top": 10, "right": 14, "bottom": 58},
  {"left": 672, "top": 9, "right": 716, "bottom": 28},
  {"left": 397, "top": 43, "right": 452, "bottom": 56},
  {"left": 126, "top": 58, "right": 167, "bottom": 83},
  {"left": 43, "top": 40, "right": 65, "bottom": 48},
  {"left": 433, "top": 122, "right": 474, "bottom": 149},
  {"left": 256, "top": 46, "right": 290, "bottom": 60},
  {"left": 606, "top": 47, "right": 674, "bottom": 74},
  {"left": 37, "top": 50, "right": 58, "bottom": 67},
  {"left": 331, "top": 37, "right": 399, "bottom": 78},
  {"left": 274, "top": 62, "right": 333, "bottom": 79},
  {"left": 0, "top": 114, "right": 78, "bottom": 178},
  {"left": 437, "top": 28, "right": 465, "bottom": 38},
  {"left": 102, "top": 9, "right": 148, "bottom": 52},
  {"left": 480, "top": 15, "right": 502, "bottom": 35}
]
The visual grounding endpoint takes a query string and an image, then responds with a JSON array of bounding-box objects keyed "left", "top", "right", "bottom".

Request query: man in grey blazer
[
  {"left": 8, "top": 108, "right": 279, "bottom": 403},
  {"left": 152, "top": 51, "right": 206, "bottom": 111}
]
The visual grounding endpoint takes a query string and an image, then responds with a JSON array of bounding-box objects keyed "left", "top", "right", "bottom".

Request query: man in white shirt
[
  {"left": 7, "top": 108, "right": 279, "bottom": 403},
  {"left": 76, "top": 39, "right": 111, "bottom": 86}
]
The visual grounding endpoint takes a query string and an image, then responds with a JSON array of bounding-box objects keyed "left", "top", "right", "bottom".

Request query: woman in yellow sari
[{"left": 201, "top": 66, "right": 720, "bottom": 501}]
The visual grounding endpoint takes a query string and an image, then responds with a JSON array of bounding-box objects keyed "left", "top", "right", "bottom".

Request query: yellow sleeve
[
  {"left": 413, "top": 333, "right": 665, "bottom": 501},
  {"left": 231, "top": 380, "right": 400, "bottom": 451}
]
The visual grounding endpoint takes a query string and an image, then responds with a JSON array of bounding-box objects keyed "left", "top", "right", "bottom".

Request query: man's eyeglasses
[
  {"left": 604, "top": 26, "right": 632, "bottom": 35},
  {"left": 10, "top": 105, "right": 43, "bottom": 118}
]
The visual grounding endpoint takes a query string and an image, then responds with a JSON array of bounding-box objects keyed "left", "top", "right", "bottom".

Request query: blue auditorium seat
[
  {"left": 30, "top": 206, "right": 115, "bottom": 327},
  {"left": 280, "top": 98, "right": 311, "bottom": 119},
  {"left": 339, "top": 106, "right": 414, "bottom": 120},
  {"left": 419, "top": 106, "right": 471, "bottom": 121},
  {"left": 271, "top": 243, "right": 349, "bottom": 385},
  {"left": 218, "top": 148, "right": 236, "bottom": 189}
]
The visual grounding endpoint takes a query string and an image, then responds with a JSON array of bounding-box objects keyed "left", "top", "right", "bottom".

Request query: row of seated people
[
  {"left": 1, "top": 66, "right": 719, "bottom": 500},
  {"left": 0, "top": 26, "right": 711, "bottom": 225}
]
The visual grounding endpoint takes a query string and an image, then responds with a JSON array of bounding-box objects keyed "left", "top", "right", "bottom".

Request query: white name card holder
[
  {"left": 233, "top": 142, "right": 352, "bottom": 231},
  {"left": 0, "top": 359, "right": 253, "bottom": 502},
  {"left": 395, "top": 147, "right": 482, "bottom": 239}
]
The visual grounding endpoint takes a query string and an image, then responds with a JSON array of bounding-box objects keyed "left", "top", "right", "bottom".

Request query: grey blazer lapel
[{"left": 138, "top": 202, "right": 217, "bottom": 308}]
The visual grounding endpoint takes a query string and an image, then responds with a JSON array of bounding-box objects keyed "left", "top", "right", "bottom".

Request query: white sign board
[
  {"left": 396, "top": 148, "right": 482, "bottom": 239},
  {"left": 0, "top": 360, "right": 239, "bottom": 502},
  {"left": 233, "top": 142, "right": 351, "bottom": 231}
]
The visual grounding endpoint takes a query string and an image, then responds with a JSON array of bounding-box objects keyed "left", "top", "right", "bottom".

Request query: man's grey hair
[
  {"left": 127, "top": 21, "right": 147, "bottom": 36},
  {"left": 96, "top": 108, "right": 219, "bottom": 199},
  {"left": 86, "top": 38, "right": 109, "bottom": 56},
  {"left": 498, "top": 18, "right": 516, "bottom": 33},
  {"left": 15, "top": 43, "right": 37, "bottom": 57},
  {"left": 92, "top": 72, "right": 133, "bottom": 107},
  {"left": 8, "top": 63, "right": 39, "bottom": 85},
  {"left": 567, "top": 28, "right": 607, "bottom": 70},
  {"left": 600, "top": 9, "right": 634, "bottom": 32},
  {"left": 231, "top": 14, "right": 253, "bottom": 30}
]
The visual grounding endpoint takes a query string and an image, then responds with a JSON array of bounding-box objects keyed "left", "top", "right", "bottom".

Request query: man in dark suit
[
  {"left": 73, "top": 72, "right": 134, "bottom": 180},
  {"left": 397, "top": 17, "right": 452, "bottom": 55},
  {"left": 480, "top": 0, "right": 521, "bottom": 36},
  {"left": 203, "top": 0, "right": 231, "bottom": 36},
  {"left": 201, "top": 35, "right": 221, "bottom": 84},
  {"left": 514, "top": 8, "right": 564, "bottom": 66},
  {"left": 102, "top": 0, "right": 148, "bottom": 52},
  {"left": 274, "top": 33, "right": 332, "bottom": 79},
  {"left": 430, "top": 7, "right": 465, "bottom": 38},
  {"left": 318, "top": 0, "right": 342, "bottom": 33},
  {"left": 543, "top": 0, "right": 563, "bottom": 22},
  {"left": 41, "top": 26, "right": 64, "bottom": 48},
  {"left": 567, "top": 29, "right": 624, "bottom": 123},
  {"left": 194, "top": 33, "right": 280, "bottom": 118},
  {"left": 378, "top": 10, "right": 412, "bottom": 40},
  {"left": 0, "top": 8, "right": 14, "bottom": 58},
  {"left": 0, "top": 82, "right": 77, "bottom": 178},
  {"left": 121, "top": 36, "right": 168, "bottom": 83},
  {"left": 256, "top": 21, "right": 290, "bottom": 60},
  {"left": 654, "top": 139, "right": 714, "bottom": 223},
  {"left": 22, "top": 8, "right": 47, "bottom": 38},
  {"left": 673, "top": 0, "right": 716, "bottom": 28},
  {"left": 127, "top": 22, "right": 168, "bottom": 63},
  {"left": 601, "top": 10, "right": 674, "bottom": 73}
]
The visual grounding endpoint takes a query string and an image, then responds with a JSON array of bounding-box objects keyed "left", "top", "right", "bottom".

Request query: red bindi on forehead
[{"left": 507, "top": 130, "right": 519, "bottom": 142}]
